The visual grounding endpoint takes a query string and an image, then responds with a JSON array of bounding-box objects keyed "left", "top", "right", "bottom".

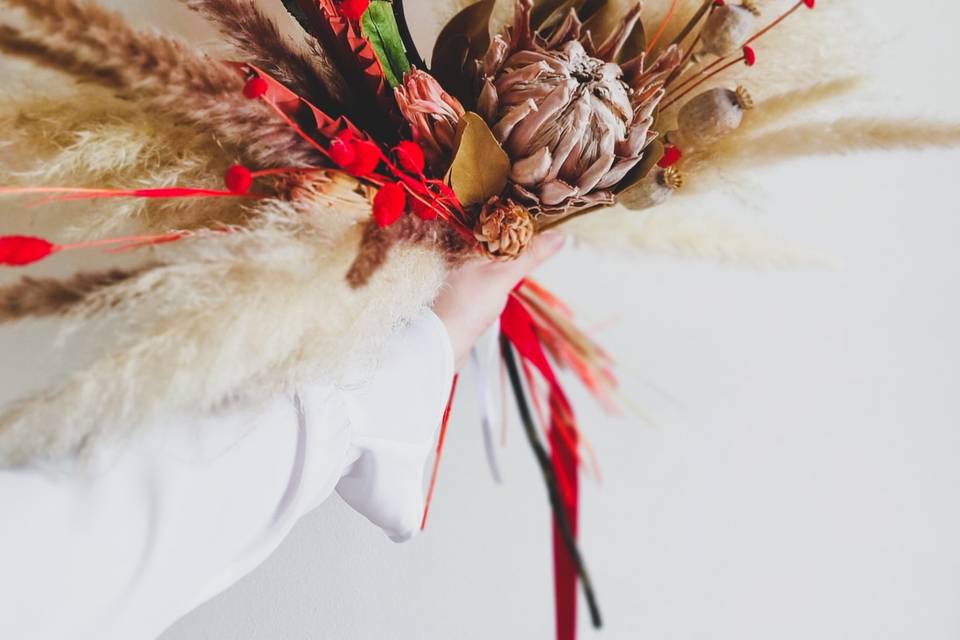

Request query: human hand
[{"left": 432, "top": 232, "right": 566, "bottom": 369}]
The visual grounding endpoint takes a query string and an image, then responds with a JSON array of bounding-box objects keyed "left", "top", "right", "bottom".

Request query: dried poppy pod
[
  {"left": 626, "top": 166, "right": 685, "bottom": 209},
  {"left": 675, "top": 86, "right": 754, "bottom": 148},
  {"left": 474, "top": 198, "right": 534, "bottom": 260},
  {"left": 700, "top": 1, "right": 762, "bottom": 58}
]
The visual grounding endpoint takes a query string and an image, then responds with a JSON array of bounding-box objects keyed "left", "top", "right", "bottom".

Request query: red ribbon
[{"left": 501, "top": 294, "right": 580, "bottom": 640}]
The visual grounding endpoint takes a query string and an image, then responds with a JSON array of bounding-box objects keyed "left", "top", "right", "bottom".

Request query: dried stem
[{"left": 500, "top": 335, "right": 603, "bottom": 630}]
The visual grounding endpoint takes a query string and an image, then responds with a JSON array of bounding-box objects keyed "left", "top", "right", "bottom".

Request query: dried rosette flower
[
  {"left": 474, "top": 198, "right": 535, "bottom": 259},
  {"left": 473, "top": 0, "right": 680, "bottom": 219},
  {"left": 395, "top": 69, "right": 466, "bottom": 168}
]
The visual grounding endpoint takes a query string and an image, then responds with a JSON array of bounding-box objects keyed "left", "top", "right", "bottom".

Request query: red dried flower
[
  {"left": 338, "top": 0, "right": 370, "bottom": 21},
  {"left": 243, "top": 77, "right": 269, "bottom": 99},
  {"left": 372, "top": 182, "right": 407, "bottom": 228},
  {"left": 410, "top": 195, "right": 439, "bottom": 221},
  {"left": 329, "top": 135, "right": 357, "bottom": 168},
  {"left": 394, "top": 141, "right": 426, "bottom": 175},
  {"left": 346, "top": 140, "right": 382, "bottom": 177},
  {"left": 0, "top": 235, "right": 56, "bottom": 266},
  {"left": 224, "top": 165, "right": 254, "bottom": 194}
]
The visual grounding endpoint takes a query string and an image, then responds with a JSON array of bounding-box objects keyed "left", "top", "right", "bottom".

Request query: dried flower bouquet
[{"left": 1, "top": 1, "right": 958, "bottom": 638}]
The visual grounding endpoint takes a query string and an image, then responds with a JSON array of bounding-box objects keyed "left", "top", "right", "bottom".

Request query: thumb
[{"left": 505, "top": 231, "right": 566, "bottom": 279}]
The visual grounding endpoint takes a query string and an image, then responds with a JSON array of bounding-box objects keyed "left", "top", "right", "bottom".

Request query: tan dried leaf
[{"left": 448, "top": 112, "right": 510, "bottom": 207}]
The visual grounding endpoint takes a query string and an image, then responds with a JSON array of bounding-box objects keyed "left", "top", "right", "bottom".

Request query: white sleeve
[
  {"left": 0, "top": 309, "right": 455, "bottom": 640},
  {"left": 333, "top": 309, "right": 456, "bottom": 542}
]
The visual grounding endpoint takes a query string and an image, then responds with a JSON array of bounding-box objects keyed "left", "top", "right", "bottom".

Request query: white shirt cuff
[{"left": 335, "top": 309, "right": 455, "bottom": 542}]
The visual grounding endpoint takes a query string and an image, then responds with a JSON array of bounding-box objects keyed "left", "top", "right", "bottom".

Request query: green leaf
[
  {"left": 361, "top": 0, "right": 412, "bottom": 88},
  {"left": 449, "top": 113, "right": 510, "bottom": 207},
  {"left": 431, "top": 0, "right": 495, "bottom": 107}
]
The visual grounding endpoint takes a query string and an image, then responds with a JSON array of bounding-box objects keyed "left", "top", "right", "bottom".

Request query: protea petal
[
  {"left": 492, "top": 99, "right": 538, "bottom": 142},
  {"left": 511, "top": 147, "right": 553, "bottom": 186},
  {"left": 594, "top": 156, "right": 642, "bottom": 190},
  {"left": 617, "top": 116, "right": 653, "bottom": 157},
  {"left": 478, "top": 80, "right": 499, "bottom": 122},
  {"left": 506, "top": 80, "right": 574, "bottom": 155},
  {"left": 540, "top": 179, "right": 579, "bottom": 206},
  {"left": 481, "top": 35, "right": 510, "bottom": 78},
  {"left": 595, "top": 4, "right": 644, "bottom": 62},
  {"left": 578, "top": 150, "right": 617, "bottom": 193},
  {"left": 545, "top": 9, "right": 583, "bottom": 49}
]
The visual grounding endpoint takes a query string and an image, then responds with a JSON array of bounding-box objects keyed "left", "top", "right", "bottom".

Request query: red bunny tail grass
[
  {"left": 0, "top": 232, "right": 190, "bottom": 267},
  {"left": 0, "top": 236, "right": 56, "bottom": 266}
]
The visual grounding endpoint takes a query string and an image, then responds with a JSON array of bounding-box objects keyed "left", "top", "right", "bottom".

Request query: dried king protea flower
[
  {"left": 475, "top": 198, "right": 535, "bottom": 259},
  {"left": 475, "top": 0, "right": 680, "bottom": 219}
]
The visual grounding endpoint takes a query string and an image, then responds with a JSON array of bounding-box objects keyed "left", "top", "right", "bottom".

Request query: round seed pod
[
  {"left": 700, "top": 2, "right": 761, "bottom": 58},
  {"left": 676, "top": 86, "right": 754, "bottom": 148},
  {"left": 624, "top": 166, "right": 684, "bottom": 210}
]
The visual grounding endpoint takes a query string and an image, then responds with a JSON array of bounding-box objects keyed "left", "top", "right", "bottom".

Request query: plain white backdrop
[{"left": 1, "top": 1, "right": 958, "bottom": 639}]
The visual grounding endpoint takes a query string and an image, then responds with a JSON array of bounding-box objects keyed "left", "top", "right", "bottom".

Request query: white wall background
[{"left": 3, "top": 1, "right": 960, "bottom": 639}]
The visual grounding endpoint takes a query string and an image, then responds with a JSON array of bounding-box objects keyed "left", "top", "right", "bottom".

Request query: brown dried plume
[
  {"left": 0, "top": 0, "right": 321, "bottom": 169},
  {"left": 0, "top": 267, "right": 152, "bottom": 323},
  {"left": 181, "top": 0, "right": 351, "bottom": 114}
]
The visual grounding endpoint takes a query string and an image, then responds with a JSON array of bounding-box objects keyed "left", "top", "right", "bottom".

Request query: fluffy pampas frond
[
  {"left": 0, "top": 177, "right": 448, "bottom": 467},
  {"left": 675, "top": 117, "right": 960, "bottom": 184},
  {"left": 0, "top": 90, "right": 244, "bottom": 239},
  {"left": 714, "top": 118, "right": 960, "bottom": 168},
  {"left": 568, "top": 202, "right": 831, "bottom": 268}
]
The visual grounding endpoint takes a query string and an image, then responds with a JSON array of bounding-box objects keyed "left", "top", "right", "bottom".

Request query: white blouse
[{"left": 0, "top": 310, "right": 455, "bottom": 640}]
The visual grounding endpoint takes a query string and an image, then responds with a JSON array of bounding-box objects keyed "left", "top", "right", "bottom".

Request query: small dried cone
[
  {"left": 476, "top": 0, "right": 679, "bottom": 217},
  {"left": 700, "top": 2, "right": 762, "bottom": 58},
  {"left": 675, "top": 86, "right": 754, "bottom": 148},
  {"left": 395, "top": 70, "right": 466, "bottom": 168},
  {"left": 475, "top": 199, "right": 534, "bottom": 260}
]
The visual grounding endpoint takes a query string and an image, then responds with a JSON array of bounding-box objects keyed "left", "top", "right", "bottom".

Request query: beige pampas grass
[
  {"left": 0, "top": 176, "right": 447, "bottom": 467},
  {"left": 716, "top": 118, "right": 960, "bottom": 166},
  {"left": 0, "top": 90, "right": 242, "bottom": 239},
  {"left": 567, "top": 202, "right": 831, "bottom": 267}
]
